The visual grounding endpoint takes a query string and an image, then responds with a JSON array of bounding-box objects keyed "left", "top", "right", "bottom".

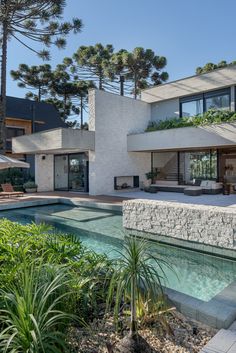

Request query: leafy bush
[
  {"left": 145, "top": 171, "right": 158, "bottom": 180},
  {"left": 0, "top": 168, "right": 30, "bottom": 187},
  {"left": 23, "top": 181, "right": 38, "bottom": 189},
  {"left": 0, "top": 219, "right": 114, "bottom": 351},
  {"left": 145, "top": 109, "right": 236, "bottom": 132}
]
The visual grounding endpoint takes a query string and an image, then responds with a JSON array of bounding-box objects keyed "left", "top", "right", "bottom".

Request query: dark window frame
[
  {"left": 6, "top": 127, "right": 25, "bottom": 139},
  {"left": 54, "top": 152, "right": 89, "bottom": 192},
  {"left": 179, "top": 88, "right": 231, "bottom": 118},
  {"left": 6, "top": 127, "right": 25, "bottom": 152}
]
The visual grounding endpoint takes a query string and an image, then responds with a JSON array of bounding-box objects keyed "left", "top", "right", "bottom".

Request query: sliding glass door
[
  {"left": 179, "top": 150, "right": 217, "bottom": 184},
  {"left": 54, "top": 153, "right": 89, "bottom": 192},
  {"left": 68, "top": 154, "right": 88, "bottom": 192}
]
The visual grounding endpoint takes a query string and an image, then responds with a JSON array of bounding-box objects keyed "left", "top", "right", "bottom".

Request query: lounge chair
[{"left": 0, "top": 183, "right": 24, "bottom": 198}]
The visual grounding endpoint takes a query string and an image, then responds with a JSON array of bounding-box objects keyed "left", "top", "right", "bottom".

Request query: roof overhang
[
  {"left": 12, "top": 128, "right": 95, "bottom": 154},
  {"left": 141, "top": 66, "right": 236, "bottom": 103},
  {"left": 127, "top": 122, "right": 236, "bottom": 152}
]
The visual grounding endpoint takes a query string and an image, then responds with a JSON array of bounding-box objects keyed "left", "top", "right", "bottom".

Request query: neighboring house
[
  {"left": 12, "top": 65, "right": 236, "bottom": 194},
  {"left": 5, "top": 96, "right": 67, "bottom": 175}
]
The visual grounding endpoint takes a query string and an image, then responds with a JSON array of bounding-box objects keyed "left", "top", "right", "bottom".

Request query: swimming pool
[{"left": 1, "top": 204, "right": 236, "bottom": 302}]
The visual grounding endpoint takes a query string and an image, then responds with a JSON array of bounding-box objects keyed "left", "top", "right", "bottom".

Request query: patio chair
[{"left": 0, "top": 183, "right": 24, "bottom": 198}]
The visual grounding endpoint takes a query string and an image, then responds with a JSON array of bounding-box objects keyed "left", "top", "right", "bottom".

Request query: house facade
[
  {"left": 12, "top": 65, "right": 236, "bottom": 194},
  {"left": 5, "top": 96, "right": 66, "bottom": 175}
]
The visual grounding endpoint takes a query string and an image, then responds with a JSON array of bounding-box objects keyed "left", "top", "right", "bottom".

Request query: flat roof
[
  {"left": 12, "top": 128, "right": 95, "bottom": 154},
  {"left": 141, "top": 65, "right": 236, "bottom": 103}
]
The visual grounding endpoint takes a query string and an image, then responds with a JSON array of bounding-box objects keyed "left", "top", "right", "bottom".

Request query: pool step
[{"left": 200, "top": 329, "right": 236, "bottom": 352}]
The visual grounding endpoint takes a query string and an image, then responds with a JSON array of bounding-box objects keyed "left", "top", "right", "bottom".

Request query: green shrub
[
  {"left": 145, "top": 109, "right": 236, "bottom": 132},
  {"left": 0, "top": 219, "right": 114, "bottom": 350},
  {"left": 23, "top": 181, "right": 38, "bottom": 189},
  {"left": 0, "top": 261, "right": 78, "bottom": 352}
]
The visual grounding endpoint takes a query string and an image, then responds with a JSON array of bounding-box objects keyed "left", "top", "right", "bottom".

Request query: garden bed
[{"left": 68, "top": 312, "right": 215, "bottom": 353}]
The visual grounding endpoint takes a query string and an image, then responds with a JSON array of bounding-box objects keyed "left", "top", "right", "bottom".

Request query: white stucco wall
[
  {"left": 151, "top": 98, "right": 179, "bottom": 122},
  {"left": 88, "top": 90, "right": 151, "bottom": 195},
  {"left": 35, "top": 154, "right": 54, "bottom": 192},
  {"left": 128, "top": 122, "right": 236, "bottom": 152}
]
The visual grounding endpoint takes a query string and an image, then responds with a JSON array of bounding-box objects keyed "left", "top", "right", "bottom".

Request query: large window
[
  {"left": 181, "top": 95, "right": 203, "bottom": 117},
  {"left": 205, "top": 90, "right": 230, "bottom": 111},
  {"left": 6, "top": 127, "right": 25, "bottom": 151},
  {"left": 180, "top": 88, "right": 230, "bottom": 117},
  {"left": 179, "top": 150, "right": 218, "bottom": 184}
]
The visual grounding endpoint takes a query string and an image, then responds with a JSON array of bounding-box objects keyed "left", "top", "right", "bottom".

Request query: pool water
[{"left": 1, "top": 204, "right": 236, "bottom": 302}]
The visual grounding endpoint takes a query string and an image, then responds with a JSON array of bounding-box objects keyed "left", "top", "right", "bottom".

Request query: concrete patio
[
  {"left": 0, "top": 191, "right": 129, "bottom": 212},
  {"left": 2, "top": 190, "right": 236, "bottom": 211},
  {"left": 109, "top": 190, "right": 236, "bottom": 208}
]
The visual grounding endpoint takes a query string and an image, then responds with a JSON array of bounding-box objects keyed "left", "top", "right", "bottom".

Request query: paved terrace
[
  {"left": 0, "top": 191, "right": 129, "bottom": 212},
  {"left": 109, "top": 190, "right": 236, "bottom": 208},
  {"left": 1, "top": 190, "right": 236, "bottom": 210}
]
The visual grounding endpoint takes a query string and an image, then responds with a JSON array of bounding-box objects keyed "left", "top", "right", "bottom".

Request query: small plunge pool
[{"left": 1, "top": 203, "right": 236, "bottom": 302}]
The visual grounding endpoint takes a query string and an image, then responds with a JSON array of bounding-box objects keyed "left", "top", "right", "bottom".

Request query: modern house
[
  {"left": 12, "top": 65, "right": 236, "bottom": 194},
  {"left": 5, "top": 96, "right": 66, "bottom": 175}
]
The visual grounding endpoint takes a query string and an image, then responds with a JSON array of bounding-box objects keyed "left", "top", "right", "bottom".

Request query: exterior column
[{"left": 35, "top": 154, "right": 54, "bottom": 192}]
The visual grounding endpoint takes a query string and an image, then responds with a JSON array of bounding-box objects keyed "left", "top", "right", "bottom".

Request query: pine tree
[
  {"left": 10, "top": 64, "right": 53, "bottom": 101},
  {"left": 73, "top": 43, "right": 115, "bottom": 90},
  {"left": 0, "top": 0, "right": 82, "bottom": 152},
  {"left": 118, "top": 47, "right": 169, "bottom": 98}
]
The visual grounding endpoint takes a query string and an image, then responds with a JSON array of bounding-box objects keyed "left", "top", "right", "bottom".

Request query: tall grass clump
[
  {"left": 0, "top": 219, "right": 114, "bottom": 351},
  {"left": 0, "top": 261, "right": 77, "bottom": 352}
]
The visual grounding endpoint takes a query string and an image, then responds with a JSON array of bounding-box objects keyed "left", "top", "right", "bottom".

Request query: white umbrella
[{"left": 0, "top": 155, "right": 30, "bottom": 170}]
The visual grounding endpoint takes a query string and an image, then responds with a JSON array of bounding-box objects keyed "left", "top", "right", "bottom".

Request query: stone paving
[
  {"left": 200, "top": 328, "right": 236, "bottom": 353},
  {"left": 109, "top": 190, "right": 236, "bottom": 208},
  {"left": 0, "top": 191, "right": 128, "bottom": 207}
]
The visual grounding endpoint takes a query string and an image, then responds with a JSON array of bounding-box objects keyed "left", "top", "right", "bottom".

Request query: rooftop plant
[{"left": 145, "top": 109, "right": 236, "bottom": 132}]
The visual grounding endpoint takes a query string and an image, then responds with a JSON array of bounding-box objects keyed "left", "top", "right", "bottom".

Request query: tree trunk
[
  {"left": 0, "top": 17, "right": 7, "bottom": 154},
  {"left": 63, "top": 93, "right": 67, "bottom": 122},
  {"left": 99, "top": 75, "right": 103, "bottom": 90},
  {"left": 130, "top": 275, "right": 137, "bottom": 336},
  {"left": 38, "top": 85, "right": 41, "bottom": 101},
  {"left": 80, "top": 96, "right": 83, "bottom": 129},
  {"left": 134, "top": 72, "right": 137, "bottom": 100}
]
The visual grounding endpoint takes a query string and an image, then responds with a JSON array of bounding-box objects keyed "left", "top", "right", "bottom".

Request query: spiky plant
[
  {"left": 0, "top": 260, "right": 78, "bottom": 352},
  {"left": 107, "top": 236, "right": 172, "bottom": 353}
]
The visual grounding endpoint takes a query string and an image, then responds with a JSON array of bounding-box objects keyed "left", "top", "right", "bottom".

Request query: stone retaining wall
[{"left": 123, "top": 200, "right": 236, "bottom": 250}]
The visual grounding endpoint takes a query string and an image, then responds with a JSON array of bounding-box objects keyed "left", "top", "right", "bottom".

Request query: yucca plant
[
  {"left": 0, "top": 260, "right": 79, "bottom": 353},
  {"left": 107, "top": 236, "right": 172, "bottom": 353}
]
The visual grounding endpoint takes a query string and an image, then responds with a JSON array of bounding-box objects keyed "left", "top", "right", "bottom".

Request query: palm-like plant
[
  {"left": 0, "top": 260, "right": 78, "bottom": 352},
  {"left": 107, "top": 236, "right": 171, "bottom": 352}
]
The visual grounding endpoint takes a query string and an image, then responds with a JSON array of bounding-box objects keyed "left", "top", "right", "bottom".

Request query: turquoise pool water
[{"left": 1, "top": 204, "right": 236, "bottom": 302}]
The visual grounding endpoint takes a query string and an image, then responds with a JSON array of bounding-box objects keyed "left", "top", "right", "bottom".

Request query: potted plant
[
  {"left": 23, "top": 181, "right": 38, "bottom": 193},
  {"left": 143, "top": 171, "right": 158, "bottom": 189}
]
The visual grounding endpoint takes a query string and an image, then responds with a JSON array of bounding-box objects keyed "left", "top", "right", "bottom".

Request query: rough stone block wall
[{"left": 123, "top": 200, "right": 236, "bottom": 249}]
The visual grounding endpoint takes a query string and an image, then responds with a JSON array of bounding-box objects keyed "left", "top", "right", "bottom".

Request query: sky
[{"left": 6, "top": 0, "right": 236, "bottom": 101}]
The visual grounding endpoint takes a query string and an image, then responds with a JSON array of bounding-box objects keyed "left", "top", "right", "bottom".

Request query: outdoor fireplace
[{"left": 114, "top": 175, "right": 139, "bottom": 190}]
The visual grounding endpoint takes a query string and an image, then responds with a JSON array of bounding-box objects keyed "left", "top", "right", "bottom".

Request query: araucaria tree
[
  {"left": 73, "top": 43, "right": 115, "bottom": 90},
  {"left": 117, "top": 47, "right": 169, "bottom": 98},
  {"left": 0, "top": 0, "right": 82, "bottom": 152},
  {"left": 10, "top": 64, "right": 54, "bottom": 101}
]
